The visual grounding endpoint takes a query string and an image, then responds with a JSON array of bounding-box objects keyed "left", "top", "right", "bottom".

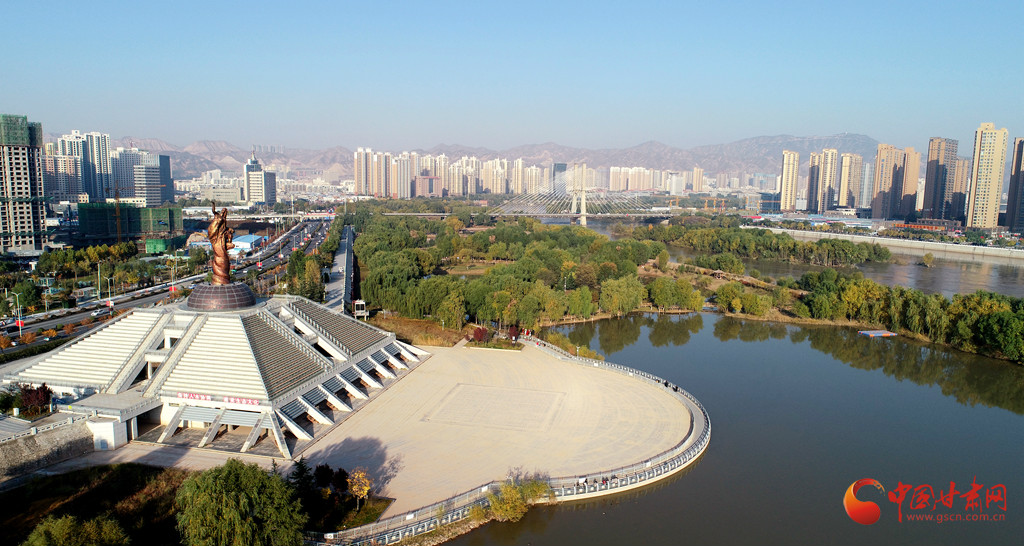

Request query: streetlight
[
  {"left": 11, "top": 292, "right": 22, "bottom": 338},
  {"left": 171, "top": 248, "right": 183, "bottom": 286}
]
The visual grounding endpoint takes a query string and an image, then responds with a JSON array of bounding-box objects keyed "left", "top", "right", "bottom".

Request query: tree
[
  {"left": 921, "top": 253, "right": 935, "bottom": 267},
  {"left": 175, "top": 458, "right": 307, "bottom": 546},
  {"left": 657, "top": 249, "right": 669, "bottom": 271},
  {"left": 43, "top": 328, "right": 57, "bottom": 339},
  {"left": 19, "top": 332, "right": 37, "bottom": 345},
  {"left": 486, "top": 480, "right": 527, "bottom": 522},
  {"left": 598, "top": 276, "right": 647, "bottom": 316},
  {"left": 22, "top": 514, "right": 129, "bottom": 546},
  {"left": 647, "top": 277, "right": 678, "bottom": 311},
  {"left": 349, "top": 467, "right": 373, "bottom": 511},
  {"left": 63, "top": 323, "right": 76, "bottom": 336},
  {"left": 0, "top": 335, "right": 11, "bottom": 353},
  {"left": 313, "top": 464, "right": 334, "bottom": 489}
]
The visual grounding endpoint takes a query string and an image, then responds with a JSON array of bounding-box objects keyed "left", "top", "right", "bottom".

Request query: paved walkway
[
  {"left": 300, "top": 343, "right": 691, "bottom": 516},
  {"left": 34, "top": 442, "right": 282, "bottom": 479}
]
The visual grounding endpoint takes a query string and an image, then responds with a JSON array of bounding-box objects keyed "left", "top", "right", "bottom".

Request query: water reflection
[
  {"left": 584, "top": 219, "right": 1024, "bottom": 298},
  {"left": 556, "top": 314, "right": 1024, "bottom": 415}
]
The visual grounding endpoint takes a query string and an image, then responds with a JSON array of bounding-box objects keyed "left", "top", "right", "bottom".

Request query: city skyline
[{"left": 3, "top": 2, "right": 1021, "bottom": 153}]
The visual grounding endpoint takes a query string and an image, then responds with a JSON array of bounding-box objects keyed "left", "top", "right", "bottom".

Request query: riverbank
[{"left": 759, "top": 226, "right": 1024, "bottom": 265}]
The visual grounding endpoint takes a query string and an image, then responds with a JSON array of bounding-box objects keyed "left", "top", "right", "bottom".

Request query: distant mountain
[
  {"left": 183, "top": 140, "right": 245, "bottom": 155},
  {"left": 112, "top": 137, "right": 182, "bottom": 152},
  {"left": 416, "top": 134, "right": 880, "bottom": 175},
  {"left": 95, "top": 133, "right": 883, "bottom": 180}
]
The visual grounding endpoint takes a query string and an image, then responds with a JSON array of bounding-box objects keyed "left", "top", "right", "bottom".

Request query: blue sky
[{"left": 4, "top": 1, "right": 1021, "bottom": 152}]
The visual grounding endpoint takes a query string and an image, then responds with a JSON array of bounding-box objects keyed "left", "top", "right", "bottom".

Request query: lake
[{"left": 447, "top": 313, "right": 1023, "bottom": 546}]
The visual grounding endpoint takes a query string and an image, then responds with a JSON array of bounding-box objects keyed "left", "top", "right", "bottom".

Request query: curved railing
[{"left": 306, "top": 335, "right": 711, "bottom": 546}]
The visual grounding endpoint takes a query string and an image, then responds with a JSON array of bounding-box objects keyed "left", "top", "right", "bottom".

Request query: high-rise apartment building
[
  {"left": 692, "top": 167, "right": 704, "bottom": 192},
  {"left": 110, "top": 147, "right": 174, "bottom": 206},
  {"left": 952, "top": 157, "right": 971, "bottom": 220},
  {"left": 354, "top": 147, "right": 372, "bottom": 195},
  {"left": 391, "top": 153, "right": 413, "bottom": 198},
  {"left": 132, "top": 157, "right": 172, "bottom": 207},
  {"left": 838, "top": 153, "right": 863, "bottom": 208},
  {"left": 900, "top": 147, "right": 921, "bottom": 217},
  {"left": 806, "top": 152, "right": 823, "bottom": 213},
  {"left": 806, "top": 148, "right": 838, "bottom": 213},
  {"left": 922, "top": 137, "right": 959, "bottom": 220},
  {"left": 525, "top": 165, "right": 543, "bottom": 194},
  {"left": 243, "top": 152, "right": 276, "bottom": 205},
  {"left": 871, "top": 143, "right": 920, "bottom": 219},
  {"left": 779, "top": 150, "right": 799, "bottom": 212},
  {"left": 43, "top": 153, "right": 85, "bottom": 203},
  {"left": 56, "top": 130, "right": 111, "bottom": 201},
  {"left": 1005, "top": 138, "right": 1024, "bottom": 232},
  {"left": 860, "top": 161, "right": 874, "bottom": 208},
  {"left": 966, "top": 123, "right": 1009, "bottom": 229},
  {"left": 511, "top": 158, "right": 525, "bottom": 194},
  {"left": 0, "top": 115, "right": 48, "bottom": 254}
]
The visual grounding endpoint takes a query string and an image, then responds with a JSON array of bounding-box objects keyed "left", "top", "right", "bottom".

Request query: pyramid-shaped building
[{"left": 4, "top": 290, "right": 427, "bottom": 458}]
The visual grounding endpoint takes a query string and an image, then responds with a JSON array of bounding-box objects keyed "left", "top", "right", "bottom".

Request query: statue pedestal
[{"left": 186, "top": 282, "right": 258, "bottom": 311}]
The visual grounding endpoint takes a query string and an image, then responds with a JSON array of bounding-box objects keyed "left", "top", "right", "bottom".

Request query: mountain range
[{"left": 55, "top": 133, "right": 884, "bottom": 181}]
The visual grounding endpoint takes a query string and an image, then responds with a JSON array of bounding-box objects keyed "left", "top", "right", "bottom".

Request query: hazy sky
[{"left": 4, "top": 1, "right": 1021, "bottom": 152}]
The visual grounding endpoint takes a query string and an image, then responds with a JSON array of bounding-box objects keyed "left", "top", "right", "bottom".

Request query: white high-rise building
[
  {"left": 243, "top": 152, "right": 276, "bottom": 206},
  {"left": 56, "top": 130, "right": 111, "bottom": 201},
  {"left": 966, "top": 122, "right": 1009, "bottom": 229},
  {"left": 779, "top": 150, "right": 799, "bottom": 212},
  {"left": 838, "top": 153, "right": 862, "bottom": 208}
]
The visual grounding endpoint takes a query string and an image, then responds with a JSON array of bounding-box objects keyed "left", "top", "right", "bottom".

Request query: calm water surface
[
  {"left": 448, "top": 313, "right": 1024, "bottom": 546},
  {"left": 582, "top": 219, "right": 1024, "bottom": 298}
]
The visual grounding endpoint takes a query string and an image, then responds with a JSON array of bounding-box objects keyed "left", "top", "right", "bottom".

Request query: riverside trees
[
  {"left": 793, "top": 269, "right": 1024, "bottom": 362},
  {"left": 352, "top": 214, "right": 695, "bottom": 330}
]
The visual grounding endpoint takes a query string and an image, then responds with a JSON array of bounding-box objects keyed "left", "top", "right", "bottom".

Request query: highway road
[{"left": 2, "top": 219, "right": 334, "bottom": 358}]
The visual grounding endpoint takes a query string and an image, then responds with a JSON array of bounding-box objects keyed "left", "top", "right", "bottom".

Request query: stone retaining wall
[{"left": 0, "top": 419, "right": 94, "bottom": 481}]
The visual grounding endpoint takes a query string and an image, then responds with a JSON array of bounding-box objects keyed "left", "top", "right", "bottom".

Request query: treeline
[
  {"left": 625, "top": 220, "right": 891, "bottom": 267},
  {"left": 786, "top": 268, "right": 1024, "bottom": 362},
  {"left": 352, "top": 213, "right": 705, "bottom": 330}
]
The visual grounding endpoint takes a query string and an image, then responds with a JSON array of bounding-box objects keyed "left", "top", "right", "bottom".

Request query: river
[
  {"left": 447, "top": 313, "right": 1023, "bottom": 546},
  {"left": 580, "top": 219, "right": 1024, "bottom": 298}
]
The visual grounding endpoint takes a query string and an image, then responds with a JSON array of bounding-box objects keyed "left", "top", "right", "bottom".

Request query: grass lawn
[
  {"left": 0, "top": 463, "right": 189, "bottom": 546},
  {"left": 334, "top": 496, "right": 393, "bottom": 529},
  {"left": 370, "top": 315, "right": 467, "bottom": 347}
]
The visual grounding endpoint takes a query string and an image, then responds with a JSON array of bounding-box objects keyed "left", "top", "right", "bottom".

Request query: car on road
[{"left": 91, "top": 308, "right": 113, "bottom": 318}]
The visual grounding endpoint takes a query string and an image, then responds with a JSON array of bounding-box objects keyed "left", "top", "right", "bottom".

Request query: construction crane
[{"left": 703, "top": 197, "right": 727, "bottom": 212}]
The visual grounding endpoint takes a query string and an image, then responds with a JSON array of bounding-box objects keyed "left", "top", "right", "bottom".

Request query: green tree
[
  {"left": 598, "top": 276, "right": 646, "bottom": 316},
  {"left": 437, "top": 291, "right": 466, "bottom": 330},
  {"left": 22, "top": 514, "right": 129, "bottom": 546},
  {"left": 175, "top": 458, "right": 307, "bottom": 546},
  {"left": 647, "top": 277, "right": 678, "bottom": 311},
  {"left": 656, "top": 249, "right": 669, "bottom": 271},
  {"left": 567, "top": 287, "right": 594, "bottom": 318}
]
